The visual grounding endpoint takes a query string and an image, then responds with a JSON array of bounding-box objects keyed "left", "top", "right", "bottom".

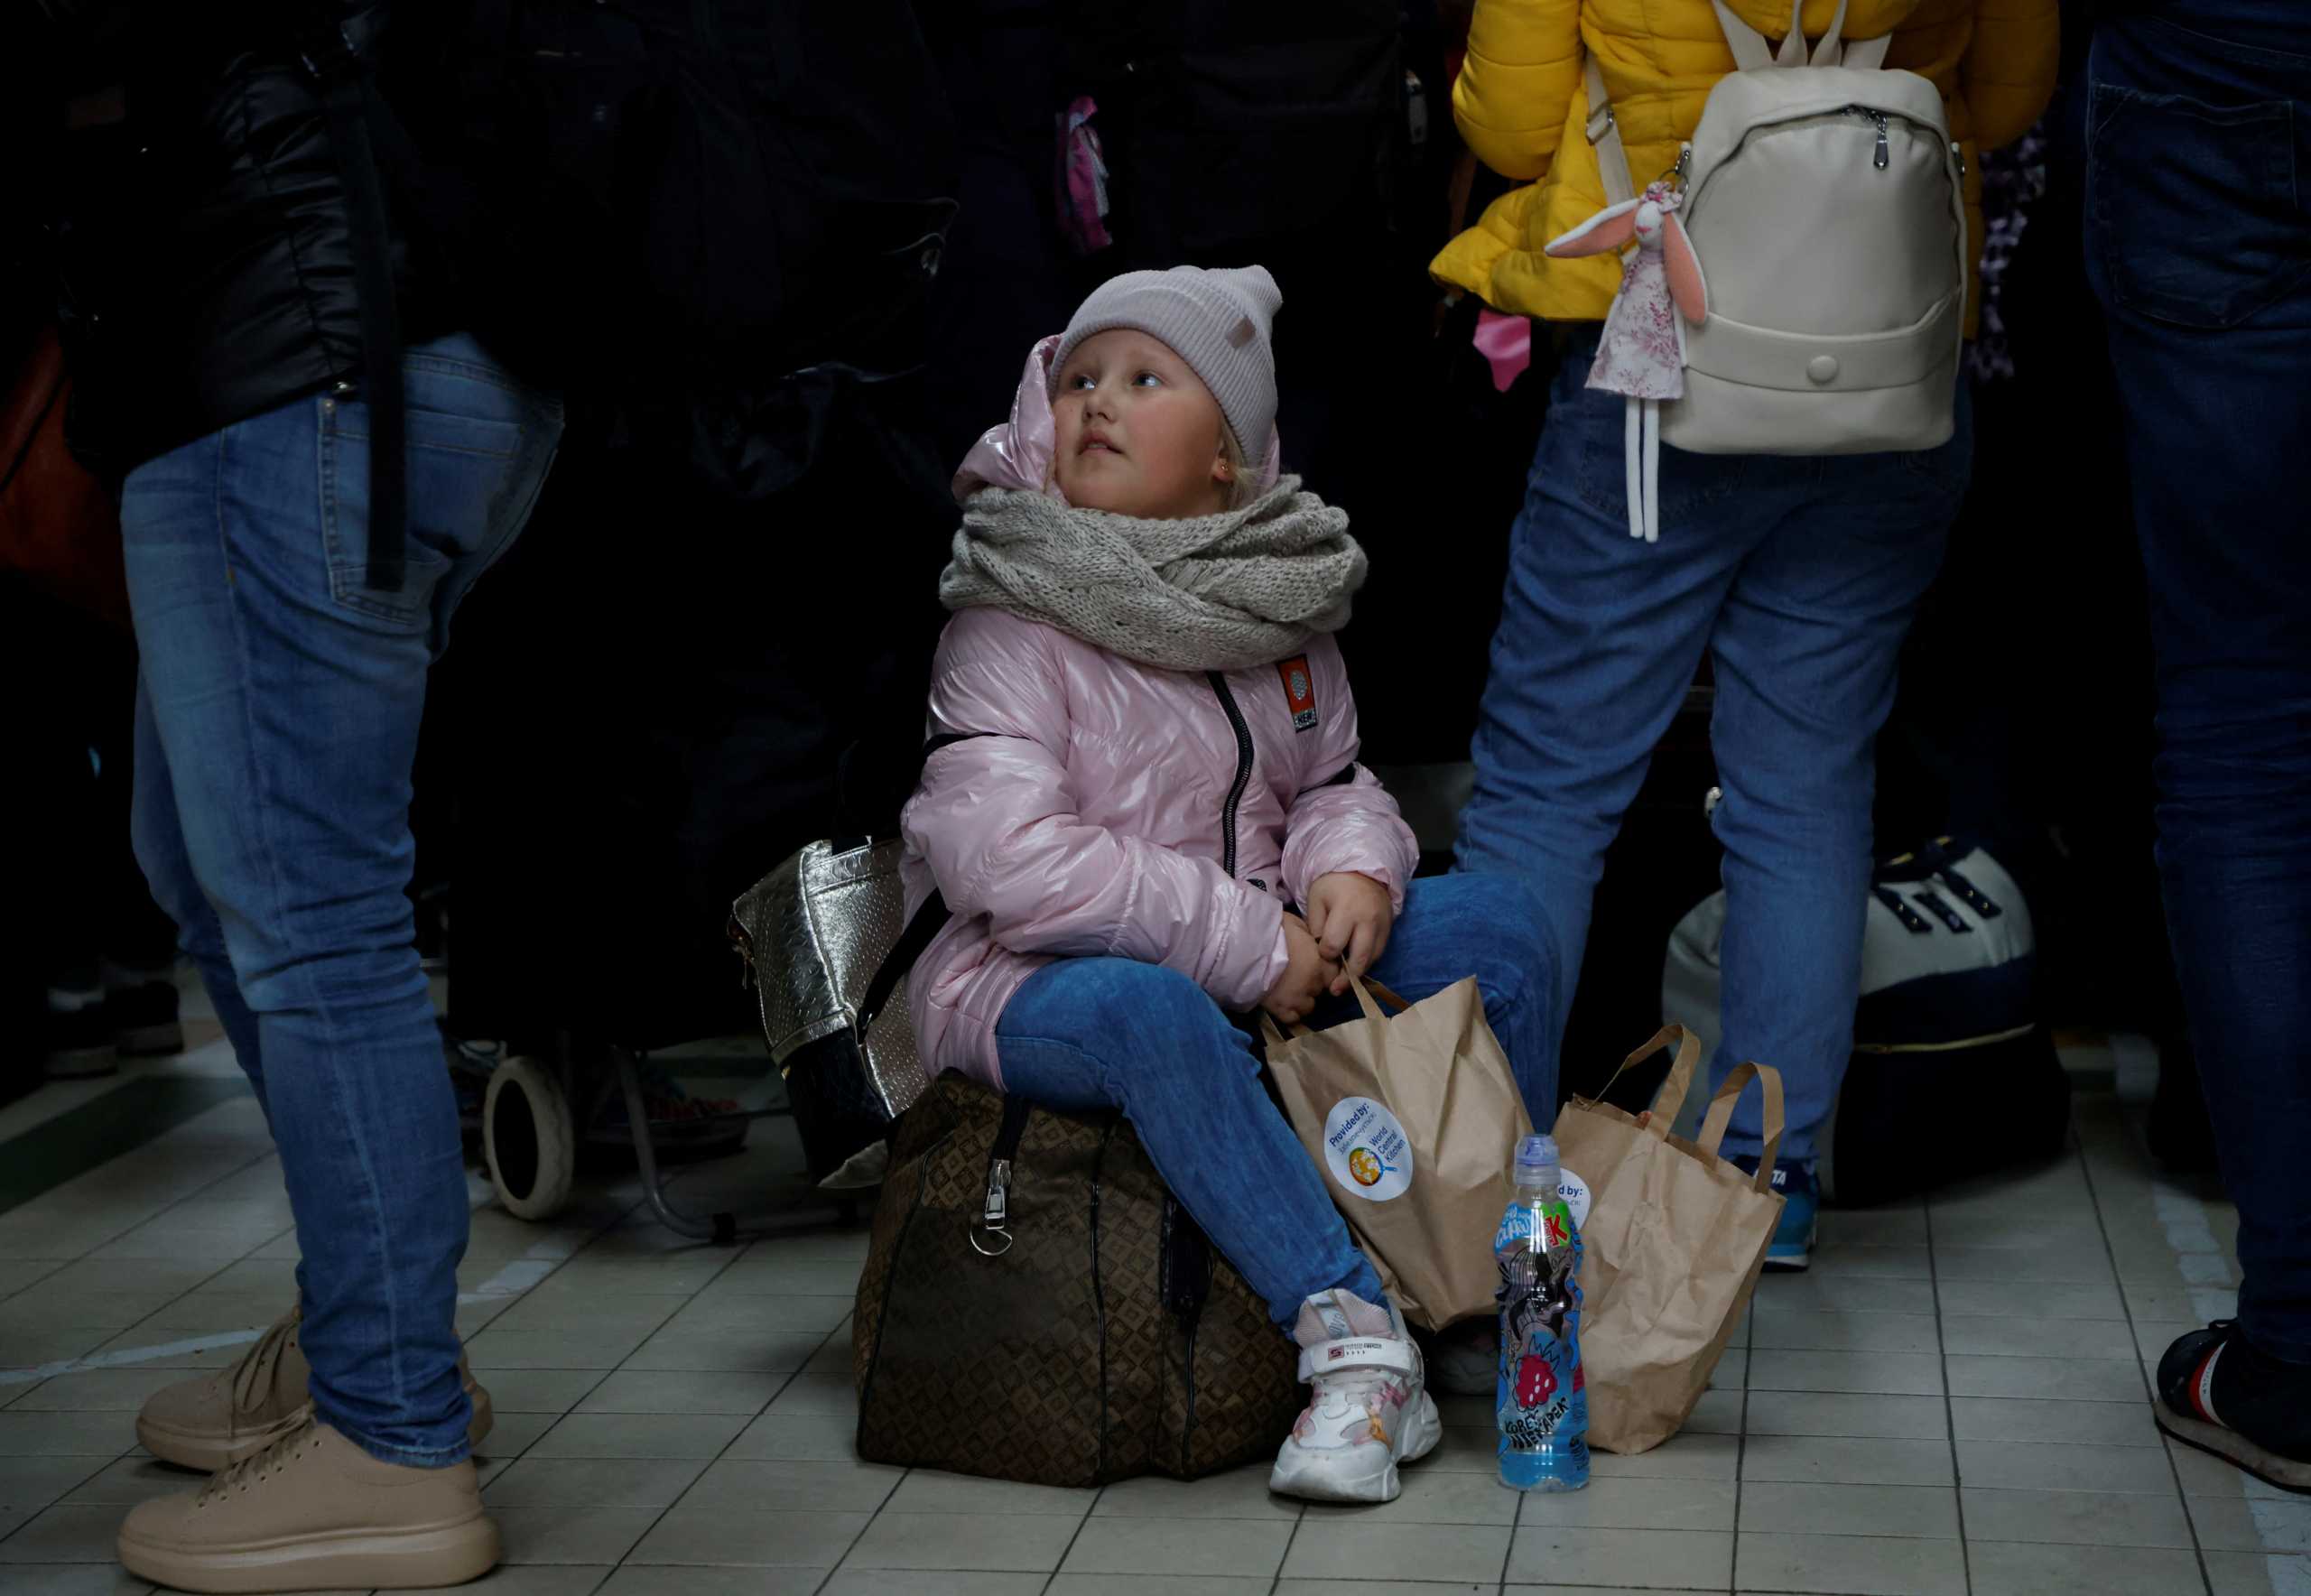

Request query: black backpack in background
[
  {"left": 369, "top": 0, "right": 960, "bottom": 392},
  {"left": 299, "top": 0, "right": 958, "bottom": 581}
]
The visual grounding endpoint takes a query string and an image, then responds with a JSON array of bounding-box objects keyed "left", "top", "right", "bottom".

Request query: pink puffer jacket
[{"left": 899, "top": 608, "right": 1419, "bottom": 1088}]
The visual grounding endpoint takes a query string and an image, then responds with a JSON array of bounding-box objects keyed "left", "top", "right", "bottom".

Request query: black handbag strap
[
  {"left": 1159, "top": 1198, "right": 1213, "bottom": 1321},
  {"left": 857, "top": 891, "right": 951, "bottom": 1035}
]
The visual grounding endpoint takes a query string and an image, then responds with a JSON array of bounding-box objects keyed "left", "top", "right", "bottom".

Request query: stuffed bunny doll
[{"left": 1546, "top": 181, "right": 1708, "bottom": 542}]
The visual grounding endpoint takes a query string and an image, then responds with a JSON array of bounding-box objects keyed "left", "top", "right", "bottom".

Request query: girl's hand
[
  {"left": 1305, "top": 873, "right": 1396, "bottom": 997},
  {"left": 1263, "top": 914, "right": 1341, "bottom": 1025}
]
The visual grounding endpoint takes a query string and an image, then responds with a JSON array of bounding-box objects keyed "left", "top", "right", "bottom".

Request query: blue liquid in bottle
[{"left": 1496, "top": 1133, "right": 1590, "bottom": 1491}]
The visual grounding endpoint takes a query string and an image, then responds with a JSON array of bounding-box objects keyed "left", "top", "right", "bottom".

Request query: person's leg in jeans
[
  {"left": 1706, "top": 406, "right": 1969, "bottom": 1174},
  {"left": 2084, "top": 3, "right": 2311, "bottom": 1480},
  {"left": 132, "top": 690, "right": 265, "bottom": 1102},
  {"left": 996, "top": 956, "right": 1439, "bottom": 1505},
  {"left": 1295, "top": 871, "right": 1554, "bottom": 1396},
  {"left": 998, "top": 957, "right": 1385, "bottom": 1325},
  {"left": 1456, "top": 332, "right": 1963, "bottom": 1269},
  {"left": 1453, "top": 340, "right": 1772, "bottom": 1053},
  {"left": 121, "top": 333, "right": 561, "bottom": 1470},
  {"left": 1354, "top": 872, "right": 1561, "bottom": 1125}
]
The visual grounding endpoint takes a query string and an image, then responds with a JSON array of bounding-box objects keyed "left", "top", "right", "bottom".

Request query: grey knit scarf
[{"left": 940, "top": 475, "right": 1368, "bottom": 673}]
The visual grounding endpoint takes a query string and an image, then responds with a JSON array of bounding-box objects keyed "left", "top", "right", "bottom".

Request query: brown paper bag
[
  {"left": 1263, "top": 977, "right": 1534, "bottom": 1332},
  {"left": 1552, "top": 1025, "right": 1786, "bottom": 1454}
]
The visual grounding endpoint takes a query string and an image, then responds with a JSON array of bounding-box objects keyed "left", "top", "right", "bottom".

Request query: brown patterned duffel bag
[{"left": 853, "top": 1073, "right": 1304, "bottom": 1486}]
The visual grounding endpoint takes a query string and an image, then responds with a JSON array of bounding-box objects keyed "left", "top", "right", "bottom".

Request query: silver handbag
[{"left": 729, "top": 839, "right": 950, "bottom": 1187}]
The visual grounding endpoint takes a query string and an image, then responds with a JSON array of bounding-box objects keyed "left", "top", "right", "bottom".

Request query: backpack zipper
[
  {"left": 1205, "top": 673, "right": 1256, "bottom": 880},
  {"left": 1686, "top": 107, "right": 1954, "bottom": 225},
  {"left": 1849, "top": 107, "right": 1885, "bottom": 172}
]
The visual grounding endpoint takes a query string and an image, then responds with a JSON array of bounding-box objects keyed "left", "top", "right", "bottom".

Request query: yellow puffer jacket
[{"left": 1433, "top": 0, "right": 2059, "bottom": 334}]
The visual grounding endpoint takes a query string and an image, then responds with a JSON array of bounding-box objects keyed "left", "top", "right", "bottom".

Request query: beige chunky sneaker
[
  {"left": 137, "top": 1309, "right": 494, "bottom": 1472},
  {"left": 116, "top": 1417, "right": 498, "bottom": 1592}
]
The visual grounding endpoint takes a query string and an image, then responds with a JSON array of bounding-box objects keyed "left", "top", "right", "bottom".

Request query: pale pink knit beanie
[{"left": 1051, "top": 265, "right": 1282, "bottom": 464}]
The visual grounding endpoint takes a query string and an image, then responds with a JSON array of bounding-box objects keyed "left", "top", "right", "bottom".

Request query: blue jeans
[
  {"left": 2086, "top": 5, "right": 2311, "bottom": 1362},
  {"left": 994, "top": 873, "right": 1555, "bottom": 1327},
  {"left": 1455, "top": 333, "right": 1968, "bottom": 1163},
  {"left": 124, "top": 335, "right": 562, "bottom": 1464}
]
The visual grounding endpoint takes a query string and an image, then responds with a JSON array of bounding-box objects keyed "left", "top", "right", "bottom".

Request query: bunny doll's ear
[
  {"left": 1662, "top": 215, "right": 1708, "bottom": 321},
  {"left": 1545, "top": 199, "right": 1644, "bottom": 258}
]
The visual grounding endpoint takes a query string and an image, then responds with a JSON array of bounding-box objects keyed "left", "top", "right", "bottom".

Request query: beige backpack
[{"left": 1569, "top": 0, "right": 1967, "bottom": 534}]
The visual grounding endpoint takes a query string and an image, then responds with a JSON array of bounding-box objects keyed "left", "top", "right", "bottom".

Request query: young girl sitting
[{"left": 899, "top": 265, "right": 1556, "bottom": 1505}]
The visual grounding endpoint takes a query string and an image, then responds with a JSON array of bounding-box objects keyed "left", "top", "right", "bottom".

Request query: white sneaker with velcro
[{"left": 1270, "top": 1287, "right": 1442, "bottom": 1504}]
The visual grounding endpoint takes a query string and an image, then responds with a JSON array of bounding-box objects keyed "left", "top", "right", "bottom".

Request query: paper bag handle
[
  {"left": 1258, "top": 976, "right": 1411, "bottom": 1045},
  {"left": 1694, "top": 1061, "right": 1786, "bottom": 1192},
  {"left": 1352, "top": 976, "right": 1411, "bottom": 1022},
  {"left": 1591, "top": 1025, "right": 1703, "bottom": 1139}
]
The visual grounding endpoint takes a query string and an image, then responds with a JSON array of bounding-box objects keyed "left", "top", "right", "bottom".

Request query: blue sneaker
[{"left": 1731, "top": 1156, "right": 1819, "bottom": 1271}]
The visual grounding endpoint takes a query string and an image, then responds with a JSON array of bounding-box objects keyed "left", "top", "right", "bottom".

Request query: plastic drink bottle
[{"left": 1495, "top": 1132, "right": 1590, "bottom": 1490}]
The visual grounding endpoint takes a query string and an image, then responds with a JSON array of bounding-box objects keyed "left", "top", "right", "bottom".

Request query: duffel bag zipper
[{"left": 971, "top": 1097, "right": 1032, "bottom": 1257}]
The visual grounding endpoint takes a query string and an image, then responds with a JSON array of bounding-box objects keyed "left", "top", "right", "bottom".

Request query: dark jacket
[{"left": 17, "top": 4, "right": 443, "bottom": 478}]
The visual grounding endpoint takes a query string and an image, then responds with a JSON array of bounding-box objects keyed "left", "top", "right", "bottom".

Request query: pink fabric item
[
  {"left": 950, "top": 335, "right": 1285, "bottom": 506},
  {"left": 1471, "top": 310, "right": 1533, "bottom": 394},
  {"left": 899, "top": 608, "right": 1418, "bottom": 1089},
  {"left": 1550, "top": 183, "right": 1693, "bottom": 404},
  {"left": 1056, "top": 97, "right": 1114, "bottom": 255}
]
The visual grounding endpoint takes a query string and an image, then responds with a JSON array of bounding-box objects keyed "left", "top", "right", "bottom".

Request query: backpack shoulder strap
[
  {"left": 859, "top": 892, "right": 951, "bottom": 1035},
  {"left": 1712, "top": 0, "right": 1788, "bottom": 70},
  {"left": 1582, "top": 56, "right": 1637, "bottom": 207},
  {"left": 1712, "top": 0, "right": 1884, "bottom": 71},
  {"left": 1842, "top": 32, "right": 1892, "bottom": 70}
]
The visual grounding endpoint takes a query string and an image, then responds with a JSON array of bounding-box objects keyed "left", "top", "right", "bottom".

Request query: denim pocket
[
  {"left": 320, "top": 399, "right": 525, "bottom": 630},
  {"left": 1573, "top": 424, "right": 1749, "bottom": 526},
  {"left": 2089, "top": 82, "right": 2308, "bottom": 329}
]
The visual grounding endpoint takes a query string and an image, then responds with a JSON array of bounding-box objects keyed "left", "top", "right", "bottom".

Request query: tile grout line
[
  {"left": 0, "top": 1067, "right": 786, "bottom": 1566},
  {"left": 516, "top": 1294, "right": 824, "bottom": 1578},
  {"left": 0, "top": 1141, "right": 279, "bottom": 1323},
  {"left": 1500, "top": 1424, "right": 1527, "bottom": 1596},
  {"left": 1, "top": 1219, "right": 313, "bottom": 1391},
  {"left": 1267, "top": 1486, "right": 1310, "bottom": 1596},
  {"left": 1032, "top": 1477, "right": 1106, "bottom": 1596},
  {"left": 1922, "top": 1190, "right": 1973, "bottom": 1596},
  {"left": 775, "top": 1294, "right": 888, "bottom": 1594},
  {"left": 2074, "top": 1098, "right": 2218, "bottom": 1596},
  {"left": 1, "top": 1140, "right": 299, "bottom": 1453},
  {"left": 0, "top": 1146, "right": 292, "bottom": 1547},
  {"left": 1731, "top": 1292, "right": 1749, "bottom": 1595},
  {"left": 487, "top": 1211, "right": 779, "bottom": 1578}
]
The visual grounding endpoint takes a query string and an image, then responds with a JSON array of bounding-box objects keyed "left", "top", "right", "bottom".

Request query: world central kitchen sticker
[{"left": 1323, "top": 1097, "right": 1413, "bottom": 1202}]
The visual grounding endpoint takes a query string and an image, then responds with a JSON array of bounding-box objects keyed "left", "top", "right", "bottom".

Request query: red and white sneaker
[{"left": 1270, "top": 1288, "right": 1442, "bottom": 1504}]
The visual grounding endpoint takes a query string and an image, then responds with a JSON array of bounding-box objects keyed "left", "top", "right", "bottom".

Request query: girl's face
[{"left": 1051, "top": 329, "right": 1235, "bottom": 518}]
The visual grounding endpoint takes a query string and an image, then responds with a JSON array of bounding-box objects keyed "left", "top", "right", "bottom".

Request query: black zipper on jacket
[{"left": 1205, "top": 673, "right": 1256, "bottom": 880}]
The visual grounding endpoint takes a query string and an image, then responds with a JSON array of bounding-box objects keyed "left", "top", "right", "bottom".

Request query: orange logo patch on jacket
[{"left": 1278, "top": 656, "right": 1318, "bottom": 732}]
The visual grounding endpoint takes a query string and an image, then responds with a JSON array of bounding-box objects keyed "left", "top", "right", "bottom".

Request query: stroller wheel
[{"left": 486, "top": 1055, "right": 576, "bottom": 1220}]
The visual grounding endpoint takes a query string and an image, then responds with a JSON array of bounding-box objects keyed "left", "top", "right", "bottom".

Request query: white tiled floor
[{"left": 1, "top": 1026, "right": 2301, "bottom": 1596}]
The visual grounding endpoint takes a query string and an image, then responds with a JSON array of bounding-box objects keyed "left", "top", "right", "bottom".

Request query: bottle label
[
  {"left": 1323, "top": 1097, "right": 1414, "bottom": 1202},
  {"left": 1496, "top": 1196, "right": 1589, "bottom": 1458},
  {"left": 1501, "top": 1322, "right": 1585, "bottom": 1447}
]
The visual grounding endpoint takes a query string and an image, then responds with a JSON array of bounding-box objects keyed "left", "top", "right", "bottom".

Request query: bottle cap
[{"left": 1516, "top": 1133, "right": 1559, "bottom": 1183}]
